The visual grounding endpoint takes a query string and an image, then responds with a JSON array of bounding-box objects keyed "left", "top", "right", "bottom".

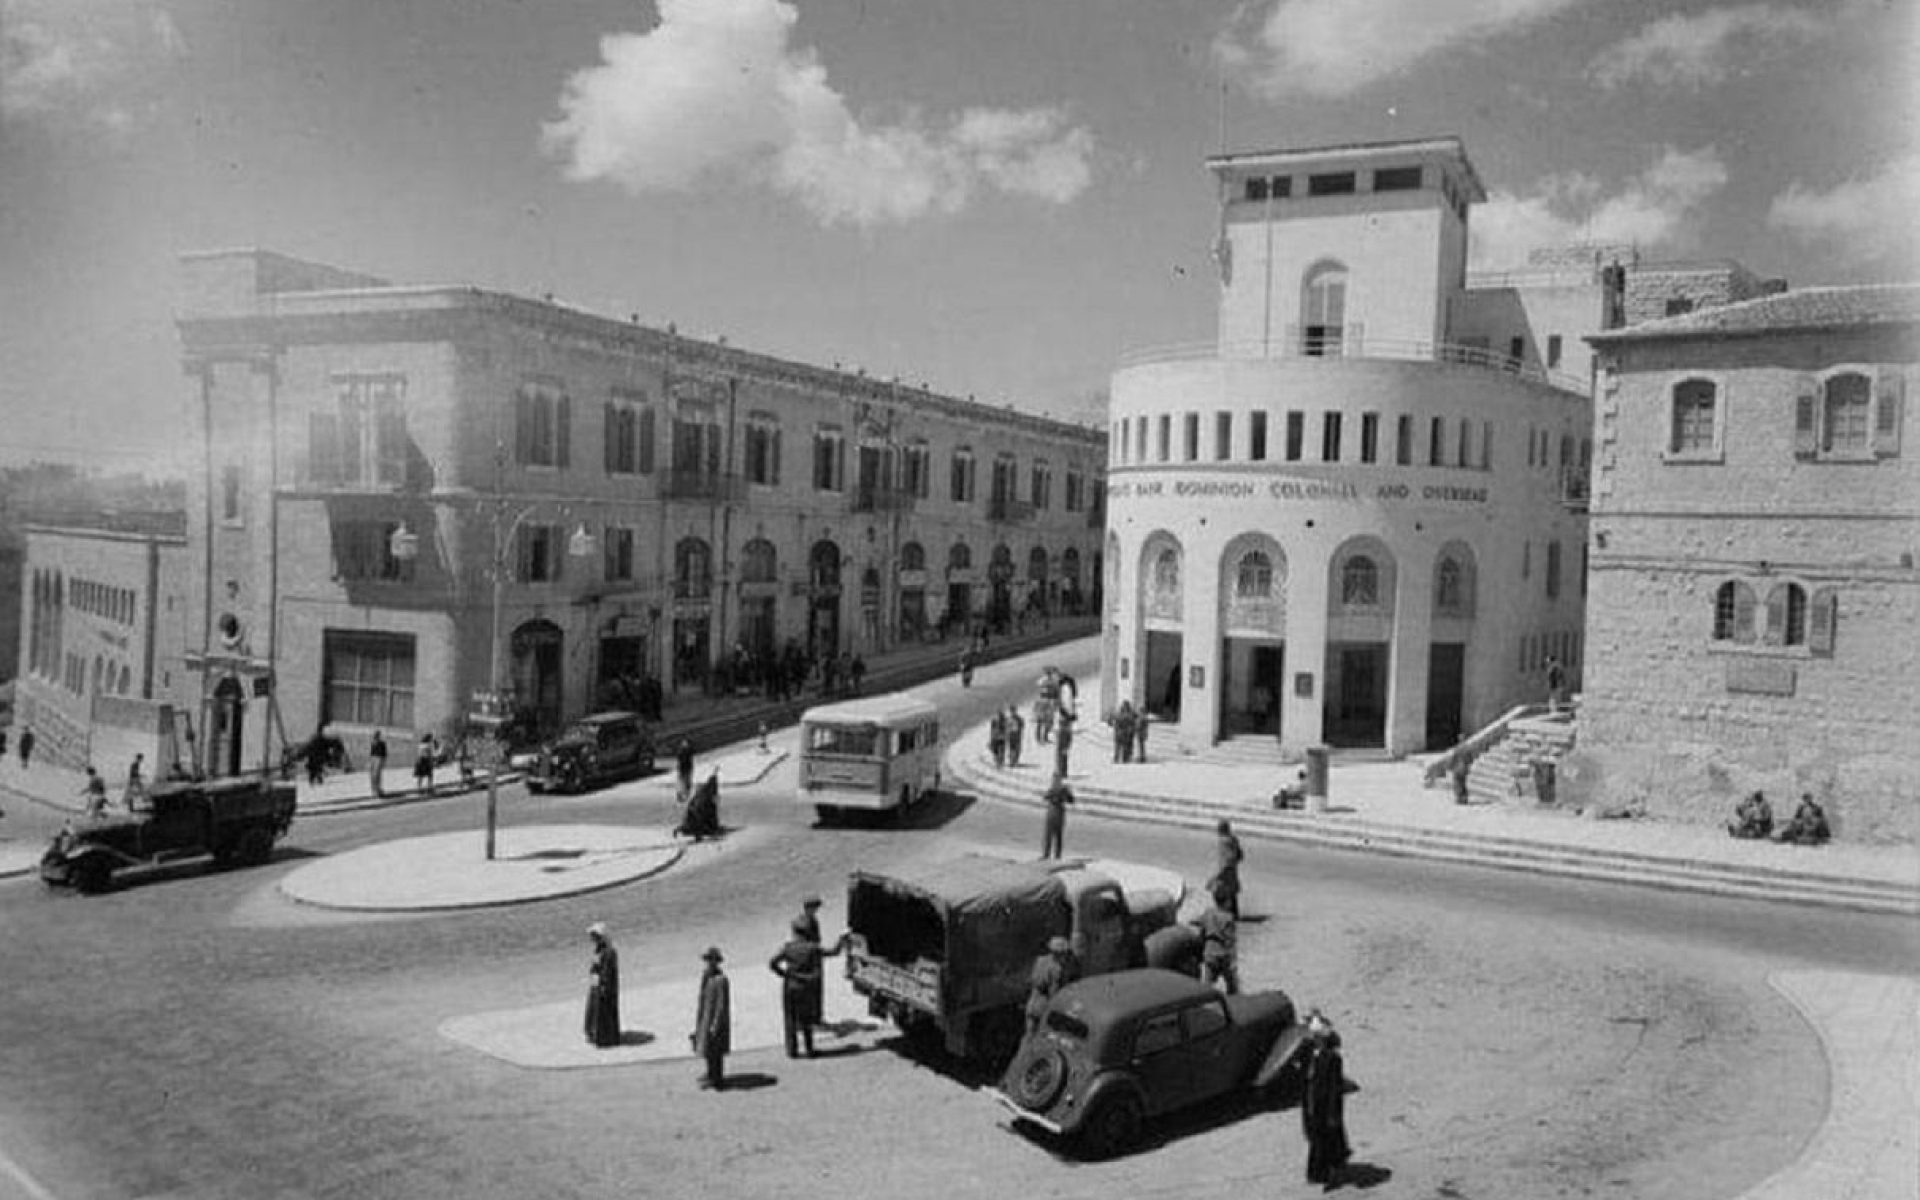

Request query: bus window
[{"left": 808, "top": 725, "right": 879, "bottom": 756}]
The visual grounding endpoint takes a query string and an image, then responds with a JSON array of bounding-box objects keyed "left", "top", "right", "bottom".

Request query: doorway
[
  {"left": 511, "top": 620, "right": 564, "bottom": 735},
  {"left": 1144, "top": 630, "right": 1183, "bottom": 719},
  {"left": 1221, "top": 639, "right": 1285, "bottom": 737},
  {"left": 1323, "top": 642, "right": 1387, "bottom": 746},
  {"left": 1426, "top": 642, "right": 1466, "bottom": 748}
]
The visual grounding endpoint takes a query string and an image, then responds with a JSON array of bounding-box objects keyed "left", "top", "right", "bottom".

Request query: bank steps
[
  {"left": 947, "top": 745, "right": 1920, "bottom": 917},
  {"left": 1464, "top": 716, "right": 1578, "bottom": 806}
]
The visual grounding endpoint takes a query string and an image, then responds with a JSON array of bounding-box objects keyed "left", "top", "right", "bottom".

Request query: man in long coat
[
  {"left": 692, "top": 946, "right": 731, "bottom": 1089},
  {"left": 1041, "top": 774, "right": 1075, "bottom": 859},
  {"left": 1300, "top": 1014, "right": 1353, "bottom": 1185},
  {"left": 1208, "top": 819, "right": 1245, "bottom": 918},
  {"left": 584, "top": 923, "right": 620, "bottom": 1049}
]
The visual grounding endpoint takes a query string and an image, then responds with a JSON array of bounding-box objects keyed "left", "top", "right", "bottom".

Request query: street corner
[
  {"left": 709, "top": 746, "right": 790, "bottom": 787},
  {"left": 277, "top": 824, "right": 686, "bottom": 912},
  {"left": 0, "top": 840, "right": 43, "bottom": 879},
  {"left": 439, "top": 972, "right": 889, "bottom": 1070}
]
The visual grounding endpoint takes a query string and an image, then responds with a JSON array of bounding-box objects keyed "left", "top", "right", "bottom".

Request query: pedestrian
[
  {"left": 958, "top": 647, "right": 976, "bottom": 688},
  {"left": 1032, "top": 693, "right": 1054, "bottom": 746},
  {"left": 125, "top": 754, "right": 146, "bottom": 808},
  {"left": 368, "top": 730, "right": 388, "bottom": 797},
  {"left": 584, "top": 922, "right": 621, "bottom": 1049},
  {"left": 1208, "top": 819, "right": 1244, "bottom": 919},
  {"left": 769, "top": 915, "right": 845, "bottom": 1058},
  {"left": 413, "top": 732, "right": 437, "bottom": 795},
  {"left": 988, "top": 708, "right": 1008, "bottom": 769},
  {"left": 18, "top": 726, "right": 35, "bottom": 769},
  {"left": 1041, "top": 773, "right": 1074, "bottom": 859},
  {"left": 675, "top": 738, "right": 696, "bottom": 802},
  {"left": 1193, "top": 881, "right": 1240, "bottom": 994},
  {"left": 1110, "top": 701, "right": 1137, "bottom": 764},
  {"left": 691, "top": 946, "right": 731, "bottom": 1089},
  {"left": 80, "top": 766, "right": 108, "bottom": 819},
  {"left": 303, "top": 727, "right": 330, "bottom": 786},
  {"left": 1053, "top": 708, "right": 1075, "bottom": 779},
  {"left": 849, "top": 655, "right": 866, "bottom": 695},
  {"left": 1132, "top": 709, "right": 1148, "bottom": 763},
  {"left": 1005, "top": 705, "right": 1025, "bottom": 768},
  {"left": 1545, "top": 655, "right": 1567, "bottom": 713},
  {"left": 1450, "top": 746, "right": 1471, "bottom": 805},
  {"left": 0, "top": 728, "right": 9, "bottom": 762},
  {"left": 1726, "top": 790, "right": 1773, "bottom": 840},
  {"left": 1300, "top": 1013, "right": 1353, "bottom": 1186},
  {"left": 1775, "top": 793, "right": 1831, "bottom": 845},
  {"left": 794, "top": 893, "right": 824, "bottom": 944},
  {"left": 1023, "top": 936, "right": 1079, "bottom": 1034}
]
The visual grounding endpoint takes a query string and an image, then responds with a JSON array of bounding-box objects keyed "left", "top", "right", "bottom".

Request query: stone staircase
[{"left": 1464, "top": 714, "right": 1578, "bottom": 806}]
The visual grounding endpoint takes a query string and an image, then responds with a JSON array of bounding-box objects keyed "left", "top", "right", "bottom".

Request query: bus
[{"left": 797, "top": 695, "right": 942, "bottom": 823}]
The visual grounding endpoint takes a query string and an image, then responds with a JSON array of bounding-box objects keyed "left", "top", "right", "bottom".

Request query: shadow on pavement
[
  {"left": 1331, "top": 1162, "right": 1394, "bottom": 1190},
  {"left": 715, "top": 1072, "right": 778, "bottom": 1092}
]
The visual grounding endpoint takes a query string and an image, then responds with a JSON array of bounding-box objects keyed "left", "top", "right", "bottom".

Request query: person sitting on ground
[
  {"left": 1275, "top": 767, "right": 1308, "bottom": 810},
  {"left": 1774, "top": 793, "right": 1831, "bottom": 846},
  {"left": 1726, "top": 790, "right": 1773, "bottom": 840}
]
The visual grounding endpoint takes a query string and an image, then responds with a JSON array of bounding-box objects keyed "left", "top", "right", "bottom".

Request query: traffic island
[{"left": 278, "top": 824, "right": 685, "bottom": 911}]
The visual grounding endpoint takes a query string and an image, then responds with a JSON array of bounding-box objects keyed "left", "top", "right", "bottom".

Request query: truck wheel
[
  {"left": 1010, "top": 1046, "right": 1068, "bottom": 1109},
  {"left": 814, "top": 805, "right": 840, "bottom": 826},
  {"left": 71, "top": 856, "right": 112, "bottom": 895},
  {"left": 1080, "top": 1090, "right": 1144, "bottom": 1159},
  {"left": 238, "top": 827, "right": 275, "bottom": 866}
]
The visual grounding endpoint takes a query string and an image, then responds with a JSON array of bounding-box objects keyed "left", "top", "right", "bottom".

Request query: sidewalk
[{"left": 945, "top": 688, "right": 1920, "bottom": 916}]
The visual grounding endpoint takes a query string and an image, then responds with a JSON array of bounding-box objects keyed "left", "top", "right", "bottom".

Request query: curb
[
  {"left": 947, "top": 748, "right": 1920, "bottom": 917},
  {"left": 278, "top": 835, "right": 688, "bottom": 913}
]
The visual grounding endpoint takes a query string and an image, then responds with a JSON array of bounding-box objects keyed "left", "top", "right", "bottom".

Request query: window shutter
[
  {"left": 1793, "top": 388, "right": 1818, "bottom": 458},
  {"left": 1733, "top": 584, "right": 1756, "bottom": 643},
  {"left": 1763, "top": 585, "right": 1785, "bottom": 646},
  {"left": 639, "top": 408, "right": 655, "bottom": 474},
  {"left": 1809, "top": 589, "right": 1836, "bottom": 656},
  {"left": 604, "top": 403, "right": 616, "bottom": 473},
  {"left": 1874, "top": 372, "right": 1904, "bottom": 457},
  {"left": 772, "top": 428, "right": 782, "bottom": 485},
  {"left": 707, "top": 423, "right": 722, "bottom": 477},
  {"left": 1710, "top": 382, "right": 1726, "bottom": 455},
  {"left": 309, "top": 411, "right": 341, "bottom": 484},
  {"left": 556, "top": 396, "right": 572, "bottom": 468},
  {"left": 376, "top": 399, "right": 408, "bottom": 486}
]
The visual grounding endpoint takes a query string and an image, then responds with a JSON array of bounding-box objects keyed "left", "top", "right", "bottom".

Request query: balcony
[
  {"left": 849, "top": 484, "right": 916, "bottom": 514},
  {"left": 1116, "top": 328, "right": 1589, "bottom": 395},
  {"left": 659, "top": 470, "right": 745, "bottom": 503},
  {"left": 1559, "top": 464, "right": 1590, "bottom": 512},
  {"left": 988, "top": 496, "right": 1037, "bottom": 524}
]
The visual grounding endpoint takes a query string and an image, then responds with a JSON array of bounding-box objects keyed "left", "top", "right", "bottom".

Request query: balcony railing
[
  {"left": 659, "top": 470, "right": 745, "bottom": 503},
  {"left": 1116, "top": 329, "right": 1589, "bottom": 394},
  {"left": 849, "top": 484, "right": 917, "bottom": 514},
  {"left": 988, "top": 496, "right": 1037, "bottom": 523}
]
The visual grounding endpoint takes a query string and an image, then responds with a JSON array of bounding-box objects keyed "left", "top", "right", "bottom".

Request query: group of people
[
  {"left": 1106, "top": 700, "right": 1150, "bottom": 763},
  {"left": 1727, "top": 790, "right": 1831, "bottom": 845}
]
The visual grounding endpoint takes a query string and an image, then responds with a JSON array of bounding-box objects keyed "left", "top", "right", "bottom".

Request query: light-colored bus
[{"left": 797, "top": 695, "right": 942, "bottom": 823}]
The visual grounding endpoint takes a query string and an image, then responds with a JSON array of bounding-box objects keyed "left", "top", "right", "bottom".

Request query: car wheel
[
  {"left": 71, "top": 855, "right": 112, "bottom": 895},
  {"left": 1010, "top": 1047, "right": 1068, "bottom": 1110},
  {"left": 1080, "top": 1090, "right": 1144, "bottom": 1159}
]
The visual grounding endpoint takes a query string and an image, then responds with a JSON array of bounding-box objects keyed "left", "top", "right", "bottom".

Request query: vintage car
[
  {"left": 40, "top": 774, "right": 296, "bottom": 895},
  {"left": 987, "top": 968, "right": 1308, "bottom": 1158},
  {"left": 525, "top": 711, "right": 657, "bottom": 794}
]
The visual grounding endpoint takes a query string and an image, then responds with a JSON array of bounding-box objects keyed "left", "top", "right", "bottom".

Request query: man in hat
[
  {"left": 584, "top": 923, "right": 621, "bottom": 1049},
  {"left": 769, "top": 916, "right": 846, "bottom": 1057},
  {"left": 1208, "top": 818, "right": 1245, "bottom": 919},
  {"left": 1193, "top": 881, "right": 1240, "bottom": 995},
  {"left": 1300, "top": 1011, "right": 1353, "bottom": 1185},
  {"left": 793, "top": 894, "right": 825, "bottom": 945},
  {"left": 692, "top": 946, "right": 731, "bottom": 1089},
  {"left": 1040, "top": 773, "right": 1075, "bottom": 859},
  {"left": 1023, "top": 936, "right": 1079, "bottom": 1034}
]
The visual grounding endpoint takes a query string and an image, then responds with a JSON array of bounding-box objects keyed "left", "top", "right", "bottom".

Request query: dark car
[
  {"left": 40, "top": 774, "right": 296, "bottom": 895},
  {"left": 987, "top": 969, "right": 1307, "bottom": 1158},
  {"left": 526, "top": 712, "right": 657, "bottom": 794}
]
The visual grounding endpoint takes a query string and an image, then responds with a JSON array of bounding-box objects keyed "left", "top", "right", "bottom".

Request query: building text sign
[{"left": 1108, "top": 475, "right": 1489, "bottom": 505}]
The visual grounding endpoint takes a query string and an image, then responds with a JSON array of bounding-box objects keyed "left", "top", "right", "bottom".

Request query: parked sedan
[
  {"left": 525, "top": 712, "right": 657, "bottom": 794},
  {"left": 987, "top": 969, "right": 1308, "bottom": 1158}
]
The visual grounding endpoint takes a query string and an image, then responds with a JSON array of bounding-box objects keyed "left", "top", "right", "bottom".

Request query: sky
[{"left": 1, "top": 0, "right": 1914, "bottom": 477}]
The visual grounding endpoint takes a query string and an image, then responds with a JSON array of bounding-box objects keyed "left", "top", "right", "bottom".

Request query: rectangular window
[
  {"left": 1360, "top": 413, "right": 1379, "bottom": 463},
  {"left": 1270, "top": 176, "right": 1293, "bottom": 199},
  {"left": 744, "top": 417, "right": 782, "bottom": 486},
  {"left": 1134, "top": 416, "right": 1148, "bottom": 462},
  {"left": 1508, "top": 336, "right": 1526, "bottom": 367},
  {"left": 1250, "top": 411, "right": 1269, "bottom": 461},
  {"left": 1547, "top": 335, "right": 1563, "bottom": 368},
  {"left": 323, "top": 631, "right": 416, "bottom": 728},
  {"left": 604, "top": 392, "right": 649, "bottom": 475},
  {"left": 1396, "top": 414, "right": 1413, "bottom": 465},
  {"left": 1430, "top": 417, "right": 1445, "bottom": 466},
  {"left": 1482, "top": 422, "right": 1493, "bottom": 471},
  {"left": 1458, "top": 419, "right": 1473, "bottom": 468},
  {"left": 812, "top": 429, "right": 846, "bottom": 491},
  {"left": 1065, "top": 467, "right": 1084, "bottom": 512},
  {"left": 519, "top": 524, "right": 561, "bottom": 583},
  {"left": 514, "top": 383, "right": 570, "bottom": 469},
  {"left": 950, "top": 450, "right": 975, "bottom": 502},
  {"left": 904, "top": 443, "right": 930, "bottom": 498},
  {"left": 1183, "top": 412, "right": 1200, "bottom": 462},
  {"left": 1321, "top": 411, "right": 1342, "bottom": 462},
  {"left": 1546, "top": 540, "right": 1562, "bottom": 599},
  {"left": 1372, "top": 166, "right": 1422, "bottom": 191},
  {"left": 604, "top": 527, "right": 635, "bottom": 582},
  {"left": 221, "top": 465, "right": 243, "bottom": 524},
  {"left": 313, "top": 375, "right": 409, "bottom": 485},
  {"left": 1308, "top": 171, "right": 1356, "bottom": 196},
  {"left": 332, "top": 521, "right": 414, "bottom": 582},
  {"left": 1671, "top": 381, "right": 1717, "bottom": 455},
  {"left": 1156, "top": 415, "right": 1171, "bottom": 462},
  {"left": 1245, "top": 177, "right": 1268, "bottom": 202},
  {"left": 1285, "top": 411, "right": 1304, "bottom": 461},
  {"left": 1665, "top": 298, "right": 1695, "bottom": 317},
  {"left": 1031, "top": 461, "right": 1052, "bottom": 508},
  {"left": 1214, "top": 411, "right": 1232, "bottom": 461}
]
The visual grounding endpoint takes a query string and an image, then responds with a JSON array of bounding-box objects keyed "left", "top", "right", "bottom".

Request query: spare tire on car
[{"left": 1009, "top": 1046, "right": 1069, "bottom": 1110}]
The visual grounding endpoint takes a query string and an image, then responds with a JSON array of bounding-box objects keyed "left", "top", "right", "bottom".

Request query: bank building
[{"left": 1102, "top": 136, "right": 1619, "bottom": 757}]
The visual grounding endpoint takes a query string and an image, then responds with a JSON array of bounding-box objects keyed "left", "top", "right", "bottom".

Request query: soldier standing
[
  {"left": 1193, "top": 882, "right": 1240, "bottom": 995},
  {"left": 1208, "top": 819, "right": 1244, "bottom": 919},
  {"left": 691, "top": 947, "right": 731, "bottom": 1089},
  {"left": 1005, "top": 706, "right": 1025, "bottom": 768},
  {"left": 1023, "top": 936, "right": 1078, "bottom": 1034},
  {"left": 1040, "top": 773, "right": 1075, "bottom": 859},
  {"left": 769, "top": 917, "right": 845, "bottom": 1058},
  {"left": 18, "top": 726, "right": 35, "bottom": 769},
  {"left": 988, "top": 709, "right": 1008, "bottom": 769}
]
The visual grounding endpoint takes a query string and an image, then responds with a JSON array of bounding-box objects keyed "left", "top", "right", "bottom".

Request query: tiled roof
[{"left": 1590, "top": 284, "right": 1920, "bottom": 342}]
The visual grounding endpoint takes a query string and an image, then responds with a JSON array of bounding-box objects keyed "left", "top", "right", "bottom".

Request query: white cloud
[
  {"left": 0, "top": 0, "right": 186, "bottom": 131},
  {"left": 1471, "top": 147, "right": 1729, "bottom": 269},
  {"left": 542, "top": 0, "right": 1094, "bottom": 227},
  {"left": 1589, "top": 3, "right": 1826, "bottom": 90},
  {"left": 1767, "top": 153, "right": 1920, "bottom": 266},
  {"left": 1214, "top": 0, "right": 1580, "bottom": 99}
]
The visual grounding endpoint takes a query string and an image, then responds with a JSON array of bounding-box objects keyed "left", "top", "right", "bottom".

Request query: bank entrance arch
[
  {"left": 1324, "top": 537, "right": 1395, "bottom": 747},
  {"left": 1218, "top": 535, "right": 1287, "bottom": 740}
]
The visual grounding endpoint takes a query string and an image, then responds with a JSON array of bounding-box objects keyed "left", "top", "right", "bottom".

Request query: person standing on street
[
  {"left": 1208, "top": 819, "right": 1244, "bottom": 919},
  {"left": 675, "top": 738, "right": 696, "bottom": 803},
  {"left": 1053, "top": 708, "right": 1075, "bottom": 780},
  {"left": 79, "top": 766, "right": 109, "bottom": 818},
  {"left": 692, "top": 946, "right": 731, "bottom": 1089},
  {"left": 1193, "top": 882, "right": 1239, "bottom": 994},
  {"left": 769, "top": 917, "right": 845, "bottom": 1058},
  {"left": 1300, "top": 1013, "right": 1353, "bottom": 1186},
  {"left": 1110, "top": 701, "right": 1137, "bottom": 764},
  {"left": 1005, "top": 705, "right": 1025, "bottom": 768},
  {"left": 1040, "top": 773, "right": 1075, "bottom": 859},
  {"left": 1545, "top": 655, "right": 1567, "bottom": 714},
  {"left": 125, "top": 755, "right": 146, "bottom": 808},
  {"left": 368, "top": 730, "right": 388, "bottom": 798},
  {"left": 958, "top": 646, "right": 976, "bottom": 688},
  {"left": 1023, "top": 936, "right": 1078, "bottom": 1034},
  {"left": 18, "top": 726, "right": 35, "bottom": 770},
  {"left": 303, "top": 727, "right": 330, "bottom": 786},
  {"left": 988, "top": 709, "right": 1008, "bottom": 769},
  {"left": 413, "top": 733, "right": 437, "bottom": 795},
  {"left": 1133, "top": 710, "right": 1149, "bottom": 764},
  {"left": 584, "top": 923, "right": 621, "bottom": 1049}
]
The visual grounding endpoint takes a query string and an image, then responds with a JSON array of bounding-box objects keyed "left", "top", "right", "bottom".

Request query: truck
[
  {"left": 844, "top": 855, "right": 1198, "bottom": 1066},
  {"left": 40, "top": 774, "right": 297, "bottom": 895}
]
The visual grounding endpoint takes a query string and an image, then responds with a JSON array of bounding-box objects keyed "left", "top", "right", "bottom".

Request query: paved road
[{"left": 0, "top": 646, "right": 1911, "bottom": 1200}]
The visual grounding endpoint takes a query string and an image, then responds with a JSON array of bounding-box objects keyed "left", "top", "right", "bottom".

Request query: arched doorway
[
  {"left": 1427, "top": 541, "right": 1478, "bottom": 747},
  {"left": 1140, "top": 535, "right": 1184, "bottom": 719},
  {"left": 1026, "top": 546, "right": 1050, "bottom": 619},
  {"left": 511, "top": 619, "right": 565, "bottom": 735},
  {"left": 673, "top": 537, "right": 715, "bottom": 690},
  {"left": 1218, "top": 536, "right": 1288, "bottom": 739},
  {"left": 898, "top": 541, "right": 928, "bottom": 642},
  {"left": 1325, "top": 537, "right": 1395, "bottom": 747},
  {"left": 737, "top": 538, "right": 779, "bottom": 664},
  {"left": 988, "top": 544, "right": 1015, "bottom": 633},
  {"left": 808, "top": 540, "right": 842, "bottom": 660},
  {"left": 945, "top": 542, "right": 973, "bottom": 635}
]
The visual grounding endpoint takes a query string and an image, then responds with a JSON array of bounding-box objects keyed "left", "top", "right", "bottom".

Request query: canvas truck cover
[{"left": 849, "top": 856, "right": 1071, "bottom": 980}]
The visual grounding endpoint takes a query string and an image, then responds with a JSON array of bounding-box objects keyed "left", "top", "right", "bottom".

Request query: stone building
[
  {"left": 175, "top": 250, "right": 1104, "bottom": 773},
  {"left": 1103, "top": 138, "right": 1594, "bottom": 755},
  {"left": 1575, "top": 285, "right": 1918, "bottom": 842},
  {"left": 11, "top": 521, "right": 188, "bottom": 772}
]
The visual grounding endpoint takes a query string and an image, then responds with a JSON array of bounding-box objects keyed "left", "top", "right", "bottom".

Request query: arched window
[
  {"left": 1152, "top": 548, "right": 1180, "bottom": 594},
  {"left": 899, "top": 541, "right": 926, "bottom": 572},
  {"left": 1341, "top": 556, "right": 1378, "bottom": 607},
  {"left": 1823, "top": 372, "right": 1872, "bottom": 454},
  {"left": 1713, "top": 580, "right": 1757, "bottom": 643},
  {"left": 739, "top": 538, "right": 778, "bottom": 584},
  {"left": 948, "top": 542, "right": 972, "bottom": 572},
  {"left": 1028, "top": 547, "right": 1049, "bottom": 583},
  {"left": 1435, "top": 555, "right": 1475, "bottom": 616},
  {"left": 1302, "top": 261, "right": 1347, "bottom": 356},
  {"left": 1235, "top": 551, "right": 1273, "bottom": 598},
  {"left": 1767, "top": 582, "right": 1807, "bottom": 647},
  {"left": 675, "top": 538, "right": 713, "bottom": 599}
]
